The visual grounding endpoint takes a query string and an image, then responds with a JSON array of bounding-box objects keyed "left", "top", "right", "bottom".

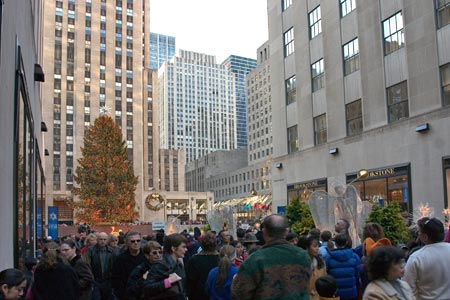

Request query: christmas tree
[
  {"left": 73, "top": 114, "right": 139, "bottom": 225},
  {"left": 366, "top": 202, "right": 409, "bottom": 245},
  {"left": 286, "top": 196, "right": 315, "bottom": 235}
]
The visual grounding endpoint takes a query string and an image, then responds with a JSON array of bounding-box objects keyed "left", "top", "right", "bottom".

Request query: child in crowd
[{"left": 315, "top": 275, "right": 340, "bottom": 300}]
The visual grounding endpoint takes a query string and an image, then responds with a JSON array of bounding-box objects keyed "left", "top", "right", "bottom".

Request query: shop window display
[{"left": 348, "top": 165, "right": 410, "bottom": 216}]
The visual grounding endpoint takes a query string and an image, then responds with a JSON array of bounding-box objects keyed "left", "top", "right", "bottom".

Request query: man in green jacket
[{"left": 231, "top": 214, "right": 311, "bottom": 300}]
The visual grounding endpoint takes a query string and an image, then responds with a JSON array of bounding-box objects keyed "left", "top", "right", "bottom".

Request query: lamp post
[
  {"left": 348, "top": 169, "right": 369, "bottom": 185},
  {"left": 190, "top": 197, "right": 194, "bottom": 225}
]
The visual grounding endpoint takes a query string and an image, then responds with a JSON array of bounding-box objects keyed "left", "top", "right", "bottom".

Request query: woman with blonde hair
[
  {"left": 205, "top": 245, "right": 238, "bottom": 300},
  {"left": 81, "top": 233, "right": 97, "bottom": 255},
  {"left": 31, "top": 242, "right": 79, "bottom": 300}
]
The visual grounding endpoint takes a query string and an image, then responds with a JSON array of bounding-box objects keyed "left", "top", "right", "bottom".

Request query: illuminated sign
[
  {"left": 288, "top": 178, "right": 327, "bottom": 191},
  {"left": 368, "top": 168, "right": 395, "bottom": 178}
]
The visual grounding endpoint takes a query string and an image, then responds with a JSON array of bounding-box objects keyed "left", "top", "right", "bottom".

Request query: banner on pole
[
  {"left": 37, "top": 207, "right": 43, "bottom": 238},
  {"left": 277, "top": 206, "right": 286, "bottom": 216},
  {"left": 48, "top": 206, "right": 59, "bottom": 239}
]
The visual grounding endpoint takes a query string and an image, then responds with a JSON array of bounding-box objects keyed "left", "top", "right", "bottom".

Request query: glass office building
[
  {"left": 222, "top": 55, "right": 256, "bottom": 148},
  {"left": 150, "top": 32, "right": 176, "bottom": 70}
]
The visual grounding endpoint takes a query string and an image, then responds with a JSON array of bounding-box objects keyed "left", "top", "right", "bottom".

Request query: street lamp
[
  {"left": 250, "top": 182, "right": 257, "bottom": 196},
  {"left": 349, "top": 169, "right": 369, "bottom": 185}
]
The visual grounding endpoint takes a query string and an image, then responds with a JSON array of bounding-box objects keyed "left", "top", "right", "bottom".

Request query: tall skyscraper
[
  {"left": 268, "top": 0, "right": 450, "bottom": 217},
  {"left": 158, "top": 50, "right": 237, "bottom": 163},
  {"left": 246, "top": 43, "right": 272, "bottom": 165},
  {"left": 186, "top": 42, "right": 273, "bottom": 202},
  {"left": 41, "top": 0, "right": 151, "bottom": 222},
  {"left": 221, "top": 55, "right": 256, "bottom": 148},
  {"left": 150, "top": 32, "right": 176, "bottom": 70}
]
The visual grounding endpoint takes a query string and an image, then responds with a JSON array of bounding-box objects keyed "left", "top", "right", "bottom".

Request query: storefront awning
[{"left": 213, "top": 194, "right": 272, "bottom": 210}]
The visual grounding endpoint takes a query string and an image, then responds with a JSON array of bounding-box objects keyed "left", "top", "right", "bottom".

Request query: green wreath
[{"left": 145, "top": 193, "right": 164, "bottom": 211}]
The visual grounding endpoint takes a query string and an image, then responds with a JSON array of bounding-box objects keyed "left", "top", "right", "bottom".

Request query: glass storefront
[
  {"left": 287, "top": 178, "right": 327, "bottom": 204},
  {"left": 14, "top": 47, "right": 45, "bottom": 268},
  {"left": 346, "top": 164, "right": 411, "bottom": 215}
]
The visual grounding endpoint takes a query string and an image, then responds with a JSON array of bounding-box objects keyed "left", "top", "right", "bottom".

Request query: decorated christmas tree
[{"left": 72, "top": 114, "right": 138, "bottom": 225}]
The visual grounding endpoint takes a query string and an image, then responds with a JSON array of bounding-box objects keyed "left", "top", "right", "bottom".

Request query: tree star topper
[{"left": 100, "top": 105, "right": 112, "bottom": 115}]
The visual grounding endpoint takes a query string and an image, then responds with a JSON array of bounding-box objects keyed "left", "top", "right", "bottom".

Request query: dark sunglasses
[
  {"left": 130, "top": 239, "right": 141, "bottom": 243},
  {"left": 151, "top": 250, "right": 162, "bottom": 255}
]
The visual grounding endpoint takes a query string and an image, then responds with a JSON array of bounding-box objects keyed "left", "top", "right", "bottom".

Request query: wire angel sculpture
[
  {"left": 308, "top": 178, "right": 372, "bottom": 247},
  {"left": 206, "top": 206, "right": 236, "bottom": 237},
  {"left": 166, "top": 216, "right": 181, "bottom": 234}
]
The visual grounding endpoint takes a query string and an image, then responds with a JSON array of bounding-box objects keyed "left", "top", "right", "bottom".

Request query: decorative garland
[{"left": 145, "top": 193, "right": 164, "bottom": 211}]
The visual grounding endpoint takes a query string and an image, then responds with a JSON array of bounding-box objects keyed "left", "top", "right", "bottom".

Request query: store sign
[
  {"left": 367, "top": 168, "right": 395, "bottom": 178},
  {"left": 288, "top": 178, "right": 327, "bottom": 191}
]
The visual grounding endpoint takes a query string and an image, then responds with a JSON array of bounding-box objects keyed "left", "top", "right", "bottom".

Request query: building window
[
  {"left": 343, "top": 38, "right": 359, "bottom": 75},
  {"left": 440, "top": 63, "right": 450, "bottom": 106},
  {"left": 314, "top": 114, "right": 327, "bottom": 145},
  {"left": 346, "top": 99, "right": 363, "bottom": 136},
  {"left": 282, "top": 0, "right": 292, "bottom": 11},
  {"left": 285, "top": 75, "right": 296, "bottom": 105},
  {"left": 287, "top": 125, "right": 298, "bottom": 153},
  {"left": 85, "top": 48, "right": 91, "bottom": 63},
  {"left": 309, "top": 6, "right": 322, "bottom": 39},
  {"left": 283, "top": 27, "right": 294, "bottom": 57},
  {"left": 341, "top": 0, "right": 356, "bottom": 17},
  {"left": 387, "top": 81, "right": 409, "bottom": 122},
  {"left": 311, "top": 59, "right": 324, "bottom": 92},
  {"left": 54, "top": 41, "right": 62, "bottom": 61},
  {"left": 437, "top": 0, "right": 450, "bottom": 28},
  {"left": 383, "top": 11, "right": 404, "bottom": 55}
]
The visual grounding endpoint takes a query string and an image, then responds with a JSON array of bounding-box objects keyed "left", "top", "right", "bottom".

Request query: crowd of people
[{"left": 1, "top": 214, "right": 450, "bottom": 300}]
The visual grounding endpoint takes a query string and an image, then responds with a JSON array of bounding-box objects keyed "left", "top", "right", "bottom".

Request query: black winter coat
[
  {"left": 32, "top": 261, "right": 80, "bottom": 300},
  {"left": 126, "top": 255, "right": 186, "bottom": 300},
  {"left": 111, "top": 250, "right": 145, "bottom": 300},
  {"left": 70, "top": 255, "right": 94, "bottom": 300}
]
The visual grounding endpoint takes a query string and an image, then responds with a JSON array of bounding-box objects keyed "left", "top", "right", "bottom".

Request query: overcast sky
[{"left": 150, "top": 0, "right": 269, "bottom": 63}]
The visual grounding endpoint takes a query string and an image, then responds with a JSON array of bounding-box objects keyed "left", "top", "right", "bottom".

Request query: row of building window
[
  {"left": 285, "top": 1, "right": 449, "bottom": 42},
  {"left": 287, "top": 62, "right": 450, "bottom": 153},
  {"left": 285, "top": 3, "right": 449, "bottom": 63}
]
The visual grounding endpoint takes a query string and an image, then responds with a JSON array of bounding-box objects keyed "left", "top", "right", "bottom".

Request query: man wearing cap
[
  {"left": 404, "top": 217, "right": 450, "bottom": 300},
  {"left": 231, "top": 214, "right": 311, "bottom": 300},
  {"left": 242, "top": 232, "right": 259, "bottom": 254}
]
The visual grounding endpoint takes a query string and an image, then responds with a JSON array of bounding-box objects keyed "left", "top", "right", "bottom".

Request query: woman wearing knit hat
[
  {"left": 360, "top": 223, "right": 392, "bottom": 294},
  {"left": 362, "top": 223, "right": 392, "bottom": 256}
]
